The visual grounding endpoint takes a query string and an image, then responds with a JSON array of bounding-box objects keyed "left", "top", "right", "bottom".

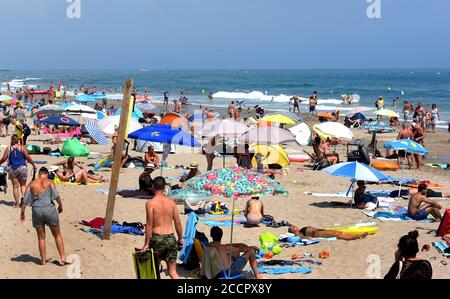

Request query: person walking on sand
[
  {"left": 407, "top": 183, "right": 442, "bottom": 221},
  {"left": 20, "top": 167, "right": 68, "bottom": 266},
  {"left": 397, "top": 124, "right": 414, "bottom": 169},
  {"left": 0, "top": 134, "right": 36, "bottom": 207},
  {"left": 137, "top": 177, "right": 184, "bottom": 279},
  {"left": 163, "top": 91, "right": 169, "bottom": 111},
  {"left": 430, "top": 104, "right": 440, "bottom": 133}
]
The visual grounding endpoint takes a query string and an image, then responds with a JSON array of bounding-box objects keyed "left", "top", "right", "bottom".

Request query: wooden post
[{"left": 103, "top": 78, "right": 133, "bottom": 240}]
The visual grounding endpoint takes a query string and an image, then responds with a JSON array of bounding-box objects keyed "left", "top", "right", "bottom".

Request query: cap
[{"left": 145, "top": 163, "right": 156, "bottom": 169}]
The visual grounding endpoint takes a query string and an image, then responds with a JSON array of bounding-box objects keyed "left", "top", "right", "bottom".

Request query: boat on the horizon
[{"left": 0, "top": 68, "right": 11, "bottom": 72}]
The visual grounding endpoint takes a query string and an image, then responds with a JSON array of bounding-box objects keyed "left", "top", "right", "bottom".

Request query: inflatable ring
[
  {"left": 288, "top": 154, "right": 310, "bottom": 163},
  {"left": 371, "top": 159, "right": 399, "bottom": 171}
]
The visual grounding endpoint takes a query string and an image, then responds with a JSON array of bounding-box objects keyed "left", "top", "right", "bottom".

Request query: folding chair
[
  {"left": 303, "top": 149, "right": 330, "bottom": 171},
  {"left": 200, "top": 247, "right": 244, "bottom": 279}
]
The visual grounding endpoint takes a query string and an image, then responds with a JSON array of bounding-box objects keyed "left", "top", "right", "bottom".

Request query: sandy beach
[{"left": 0, "top": 102, "right": 449, "bottom": 280}]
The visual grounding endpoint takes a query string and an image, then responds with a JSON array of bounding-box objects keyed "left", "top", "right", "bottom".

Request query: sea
[{"left": 0, "top": 69, "right": 449, "bottom": 129}]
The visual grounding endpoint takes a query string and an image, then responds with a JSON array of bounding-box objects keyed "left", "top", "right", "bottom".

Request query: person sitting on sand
[
  {"left": 353, "top": 181, "right": 378, "bottom": 209},
  {"left": 111, "top": 127, "right": 130, "bottom": 167},
  {"left": 288, "top": 225, "right": 368, "bottom": 241},
  {"left": 53, "top": 156, "right": 105, "bottom": 184},
  {"left": 144, "top": 145, "right": 160, "bottom": 169},
  {"left": 208, "top": 226, "right": 263, "bottom": 279},
  {"left": 406, "top": 187, "right": 450, "bottom": 199},
  {"left": 408, "top": 183, "right": 443, "bottom": 221},
  {"left": 180, "top": 162, "right": 201, "bottom": 183},
  {"left": 244, "top": 196, "right": 264, "bottom": 226},
  {"left": 384, "top": 230, "right": 432, "bottom": 279},
  {"left": 319, "top": 138, "right": 339, "bottom": 165},
  {"left": 117, "top": 163, "right": 155, "bottom": 198},
  {"left": 20, "top": 167, "right": 69, "bottom": 266}
]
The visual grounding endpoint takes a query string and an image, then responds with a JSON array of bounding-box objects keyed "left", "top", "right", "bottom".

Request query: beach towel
[
  {"left": 199, "top": 214, "right": 246, "bottom": 227},
  {"left": 133, "top": 249, "right": 158, "bottom": 279},
  {"left": 102, "top": 224, "right": 143, "bottom": 236},
  {"left": 256, "top": 266, "right": 312, "bottom": 275},
  {"left": 432, "top": 241, "right": 450, "bottom": 258},
  {"left": 54, "top": 176, "right": 101, "bottom": 186},
  {"left": 363, "top": 208, "right": 435, "bottom": 222},
  {"left": 179, "top": 213, "right": 199, "bottom": 264},
  {"left": 257, "top": 260, "right": 322, "bottom": 267},
  {"left": 80, "top": 217, "right": 105, "bottom": 229}
]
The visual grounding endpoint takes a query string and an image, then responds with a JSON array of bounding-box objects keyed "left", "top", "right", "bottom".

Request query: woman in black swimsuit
[{"left": 289, "top": 225, "right": 368, "bottom": 241}]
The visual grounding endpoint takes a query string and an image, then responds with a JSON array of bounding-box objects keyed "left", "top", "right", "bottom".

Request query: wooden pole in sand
[{"left": 103, "top": 78, "right": 133, "bottom": 240}]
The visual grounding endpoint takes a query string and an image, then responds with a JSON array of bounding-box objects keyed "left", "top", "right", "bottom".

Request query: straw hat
[{"left": 189, "top": 162, "right": 198, "bottom": 169}]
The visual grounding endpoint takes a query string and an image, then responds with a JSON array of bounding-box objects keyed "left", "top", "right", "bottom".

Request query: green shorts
[{"left": 150, "top": 234, "right": 178, "bottom": 262}]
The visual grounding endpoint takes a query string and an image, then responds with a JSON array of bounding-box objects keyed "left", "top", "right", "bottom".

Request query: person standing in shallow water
[{"left": 20, "top": 167, "right": 69, "bottom": 266}]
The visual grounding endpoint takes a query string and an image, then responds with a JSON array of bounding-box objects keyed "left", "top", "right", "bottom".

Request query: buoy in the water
[
  {"left": 201, "top": 89, "right": 205, "bottom": 94},
  {"left": 401, "top": 90, "right": 405, "bottom": 96},
  {"left": 387, "top": 86, "right": 391, "bottom": 91}
]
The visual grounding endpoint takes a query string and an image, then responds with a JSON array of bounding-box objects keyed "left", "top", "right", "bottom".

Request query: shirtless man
[
  {"left": 408, "top": 183, "right": 443, "bottom": 221},
  {"left": 209, "top": 226, "right": 263, "bottom": 279},
  {"left": 320, "top": 138, "right": 339, "bottom": 165},
  {"left": 137, "top": 177, "right": 183, "bottom": 279},
  {"left": 144, "top": 145, "right": 160, "bottom": 169},
  {"left": 228, "top": 102, "right": 236, "bottom": 119},
  {"left": 244, "top": 196, "right": 264, "bottom": 226},
  {"left": 53, "top": 157, "right": 105, "bottom": 184},
  {"left": 173, "top": 99, "right": 181, "bottom": 114},
  {"left": 397, "top": 124, "right": 414, "bottom": 169},
  {"left": 309, "top": 91, "right": 318, "bottom": 116},
  {"left": 288, "top": 225, "right": 368, "bottom": 241},
  {"left": 291, "top": 95, "right": 301, "bottom": 114}
]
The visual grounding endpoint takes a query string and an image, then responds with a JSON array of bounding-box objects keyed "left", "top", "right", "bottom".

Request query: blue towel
[
  {"left": 372, "top": 211, "right": 435, "bottom": 222},
  {"left": 432, "top": 241, "right": 450, "bottom": 258},
  {"left": 201, "top": 220, "right": 246, "bottom": 227},
  {"left": 100, "top": 224, "right": 144, "bottom": 235},
  {"left": 179, "top": 212, "right": 199, "bottom": 263},
  {"left": 257, "top": 266, "right": 312, "bottom": 275}
]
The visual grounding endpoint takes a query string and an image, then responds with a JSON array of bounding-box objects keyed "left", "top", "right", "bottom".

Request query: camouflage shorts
[{"left": 150, "top": 234, "right": 178, "bottom": 262}]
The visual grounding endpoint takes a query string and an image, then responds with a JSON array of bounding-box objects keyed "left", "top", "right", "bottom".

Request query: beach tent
[
  {"left": 251, "top": 144, "right": 290, "bottom": 167},
  {"left": 313, "top": 122, "right": 354, "bottom": 141},
  {"left": 288, "top": 123, "right": 311, "bottom": 146},
  {"left": 349, "top": 112, "right": 367, "bottom": 122},
  {"left": 159, "top": 112, "right": 186, "bottom": 128},
  {"left": 61, "top": 138, "right": 91, "bottom": 157},
  {"left": 238, "top": 126, "right": 295, "bottom": 145}
]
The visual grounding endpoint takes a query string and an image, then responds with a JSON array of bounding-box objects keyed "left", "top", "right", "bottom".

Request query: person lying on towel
[
  {"left": 53, "top": 156, "right": 105, "bottom": 184},
  {"left": 408, "top": 183, "right": 443, "bottom": 221},
  {"left": 288, "top": 225, "right": 368, "bottom": 241},
  {"left": 354, "top": 181, "right": 378, "bottom": 209}
]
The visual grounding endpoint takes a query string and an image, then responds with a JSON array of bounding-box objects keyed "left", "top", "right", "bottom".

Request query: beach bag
[
  {"left": 26, "top": 144, "right": 41, "bottom": 154},
  {"left": 61, "top": 138, "right": 91, "bottom": 157},
  {"left": 259, "top": 232, "right": 282, "bottom": 255},
  {"left": 437, "top": 209, "right": 450, "bottom": 237},
  {"left": 205, "top": 201, "right": 229, "bottom": 215},
  {"left": 132, "top": 249, "right": 158, "bottom": 279}
]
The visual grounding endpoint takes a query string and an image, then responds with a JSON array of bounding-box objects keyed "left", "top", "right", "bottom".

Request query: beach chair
[
  {"left": 200, "top": 247, "right": 244, "bottom": 279},
  {"left": 303, "top": 148, "right": 330, "bottom": 171}
]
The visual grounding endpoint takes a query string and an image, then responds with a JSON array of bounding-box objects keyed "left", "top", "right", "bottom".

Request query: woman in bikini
[
  {"left": 288, "top": 225, "right": 368, "bottom": 241},
  {"left": 53, "top": 157, "right": 105, "bottom": 184}
]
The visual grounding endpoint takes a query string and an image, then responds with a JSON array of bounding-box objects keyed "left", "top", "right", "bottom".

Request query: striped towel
[
  {"left": 432, "top": 241, "right": 450, "bottom": 258},
  {"left": 85, "top": 120, "right": 109, "bottom": 145}
]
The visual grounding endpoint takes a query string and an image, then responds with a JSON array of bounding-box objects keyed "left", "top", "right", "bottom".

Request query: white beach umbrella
[
  {"left": 313, "top": 122, "right": 354, "bottom": 141},
  {"left": 288, "top": 123, "right": 312, "bottom": 146},
  {"left": 98, "top": 115, "right": 143, "bottom": 135}
]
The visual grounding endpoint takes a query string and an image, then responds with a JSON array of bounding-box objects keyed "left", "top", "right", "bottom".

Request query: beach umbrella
[
  {"left": 38, "top": 115, "right": 80, "bottom": 126},
  {"left": 128, "top": 124, "right": 201, "bottom": 147},
  {"left": 384, "top": 139, "right": 429, "bottom": 156},
  {"left": 313, "top": 122, "right": 354, "bottom": 141},
  {"left": 98, "top": 115, "right": 143, "bottom": 135},
  {"left": 245, "top": 117, "right": 258, "bottom": 127},
  {"left": 31, "top": 105, "right": 65, "bottom": 116},
  {"left": 65, "top": 103, "right": 96, "bottom": 114},
  {"left": 374, "top": 109, "right": 399, "bottom": 118},
  {"left": 238, "top": 126, "right": 295, "bottom": 145},
  {"left": 183, "top": 166, "right": 287, "bottom": 276},
  {"left": 322, "top": 161, "right": 391, "bottom": 199},
  {"left": 84, "top": 120, "right": 109, "bottom": 145},
  {"left": 316, "top": 112, "right": 334, "bottom": 120},
  {"left": 359, "top": 121, "right": 395, "bottom": 133},
  {"left": 197, "top": 119, "right": 249, "bottom": 167},
  {"left": 115, "top": 107, "right": 144, "bottom": 119},
  {"left": 76, "top": 94, "right": 97, "bottom": 102},
  {"left": 90, "top": 92, "right": 107, "bottom": 99},
  {"left": 251, "top": 144, "right": 290, "bottom": 167},
  {"left": 136, "top": 101, "right": 156, "bottom": 112},
  {"left": 262, "top": 114, "right": 296, "bottom": 125},
  {"left": 288, "top": 123, "right": 312, "bottom": 146},
  {"left": 267, "top": 111, "right": 301, "bottom": 122},
  {"left": 188, "top": 113, "right": 206, "bottom": 122},
  {"left": 349, "top": 112, "right": 367, "bottom": 122}
]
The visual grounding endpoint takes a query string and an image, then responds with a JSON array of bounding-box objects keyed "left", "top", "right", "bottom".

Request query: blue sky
[{"left": 1, "top": 0, "right": 450, "bottom": 69}]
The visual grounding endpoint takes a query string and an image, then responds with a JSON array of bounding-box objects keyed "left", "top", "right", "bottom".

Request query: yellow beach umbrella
[
  {"left": 251, "top": 144, "right": 290, "bottom": 167},
  {"left": 262, "top": 114, "right": 296, "bottom": 125},
  {"left": 374, "top": 109, "right": 399, "bottom": 118}
]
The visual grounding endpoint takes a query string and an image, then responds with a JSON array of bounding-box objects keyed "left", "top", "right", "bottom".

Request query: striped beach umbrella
[{"left": 85, "top": 120, "right": 109, "bottom": 145}]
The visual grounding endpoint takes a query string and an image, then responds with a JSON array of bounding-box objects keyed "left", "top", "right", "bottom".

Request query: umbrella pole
[
  {"left": 228, "top": 197, "right": 236, "bottom": 278},
  {"left": 223, "top": 136, "right": 225, "bottom": 168},
  {"left": 346, "top": 180, "right": 355, "bottom": 207}
]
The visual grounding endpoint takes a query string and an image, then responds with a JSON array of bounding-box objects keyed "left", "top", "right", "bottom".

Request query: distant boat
[{"left": 0, "top": 68, "right": 11, "bottom": 72}]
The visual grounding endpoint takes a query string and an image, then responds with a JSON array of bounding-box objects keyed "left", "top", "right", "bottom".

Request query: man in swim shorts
[
  {"left": 408, "top": 183, "right": 443, "bottom": 221},
  {"left": 137, "top": 177, "right": 183, "bottom": 279}
]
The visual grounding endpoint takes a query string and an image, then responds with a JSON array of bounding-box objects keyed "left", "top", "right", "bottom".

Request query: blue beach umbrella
[
  {"left": 76, "top": 94, "right": 97, "bottom": 102},
  {"left": 128, "top": 124, "right": 201, "bottom": 147},
  {"left": 38, "top": 115, "right": 80, "bottom": 126},
  {"left": 90, "top": 92, "right": 107, "bottom": 99},
  {"left": 188, "top": 113, "right": 206, "bottom": 122},
  {"left": 322, "top": 161, "right": 390, "bottom": 182},
  {"left": 384, "top": 139, "right": 429, "bottom": 156}
]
